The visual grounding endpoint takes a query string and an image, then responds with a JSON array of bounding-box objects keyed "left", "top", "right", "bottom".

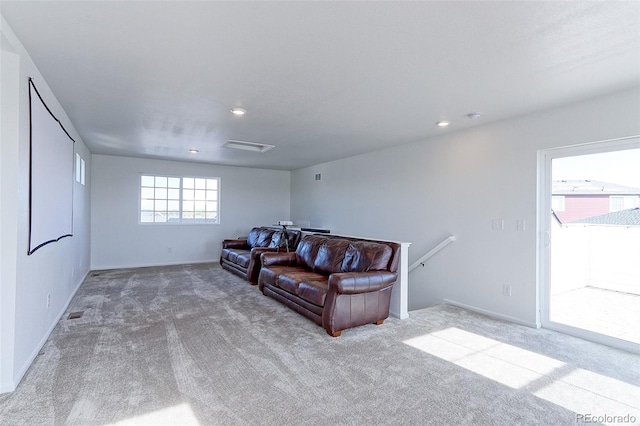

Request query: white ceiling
[{"left": 2, "top": 1, "right": 639, "bottom": 171}]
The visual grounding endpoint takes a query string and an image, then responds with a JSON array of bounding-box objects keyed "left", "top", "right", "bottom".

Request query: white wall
[
  {"left": 550, "top": 221, "right": 590, "bottom": 295},
  {"left": 1, "top": 17, "right": 91, "bottom": 393},
  {"left": 583, "top": 226, "right": 640, "bottom": 295},
  {"left": 551, "top": 223, "right": 640, "bottom": 296},
  {"left": 91, "top": 155, "right": 290, "bottom": 270},
  {"left": 0, "top": 34, "right": 20, "bottom": 395},
  {"left": 291, "top": 88, "right": 640, "bottom": 327}
]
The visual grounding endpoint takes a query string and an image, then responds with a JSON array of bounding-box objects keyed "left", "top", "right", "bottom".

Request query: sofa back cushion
[
  {"left": 295, "top": 234, "right": 396, "bottom": 275},
  {"left": 295, "top": 235, "right": 325, "bottom": 269},
  {"left": 246, "top": 228, "right": 262, "bottom": 248},
  {"left": 246, "top": 227, "right": 275, "bottom": 249},
  {"left": 269, "top": 230, "right": 301, "bottom": 250},
  {"left": 313, "top": 238, "right": 351, "bottom": 274},
  {"left": 268, "top": 231, "right": 282, "bottom": 248},
  {"left": 341, "top": 241, "right": 393, "bottom": 272}
]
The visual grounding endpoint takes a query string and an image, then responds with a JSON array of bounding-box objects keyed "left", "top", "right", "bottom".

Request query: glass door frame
[{"left": 538, "top": 136, "right": 640, "bottom": 354}]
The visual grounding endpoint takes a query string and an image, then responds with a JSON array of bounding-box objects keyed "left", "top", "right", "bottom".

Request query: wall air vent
[{"left": 223, "top": 140, "right": 275, "bottom": 153}]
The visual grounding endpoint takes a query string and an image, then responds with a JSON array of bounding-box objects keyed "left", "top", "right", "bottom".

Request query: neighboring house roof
[
  {"left": 572, "top": 207, "right": 640, "bottom": 226},
  {"left": 552, "top": 180, "right": 640, "bottom": 195},
  {"left": 551, "top": 211, "right": 563, "bottom": 225}
]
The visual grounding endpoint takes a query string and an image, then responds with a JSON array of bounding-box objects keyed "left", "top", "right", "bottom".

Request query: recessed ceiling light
[
  {"left": 436, "top": 121, "right": 450, "bottom": 127},
  {"left": 189, "top": 149, "right": 199, "bottom": 154},
  {"left": 230, "top": 108, "right": 246, "bottom": 116}
]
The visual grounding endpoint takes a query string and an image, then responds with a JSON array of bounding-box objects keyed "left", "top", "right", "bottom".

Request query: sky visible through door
[{"left": 552, "top": 149, "right": 640, "bottom": 189}]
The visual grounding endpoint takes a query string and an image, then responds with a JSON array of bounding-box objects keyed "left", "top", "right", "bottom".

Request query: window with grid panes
[
  {"left": 610, "top": 195, "right": 639, "bottom": 212},
  {"left": 140, "top": 175, "right": 219, "bottom": 224}
]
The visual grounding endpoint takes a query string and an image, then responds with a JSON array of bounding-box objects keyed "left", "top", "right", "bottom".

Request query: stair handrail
[{"left": 408, "top": 235, "right": 456, "bottom": 272}]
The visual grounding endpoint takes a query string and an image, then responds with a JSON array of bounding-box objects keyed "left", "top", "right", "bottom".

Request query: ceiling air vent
[{"left": 223, "top": 140, "right": 275, "bottom": 153}]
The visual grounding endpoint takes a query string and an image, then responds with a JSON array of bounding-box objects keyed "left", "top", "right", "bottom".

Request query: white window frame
[
  {"left": 139, "top": 174, "right": 220, "bottom": 224},
  {"left": 75, "top": 153, "right": 85, "bottom": 185},
  {"left": 609, "top": 195, "right": 639, "bottom": 212},
  {"left": 551, "top": 195, "right": 565, "bottom": 212}
]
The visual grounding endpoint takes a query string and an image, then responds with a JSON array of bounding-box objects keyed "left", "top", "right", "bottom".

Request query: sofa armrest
[
  {"left": 261, "top": 251, "right": 297, "bottom": 267},
  {"left": 245, "top": 247, "right": 280, "bottom": 284},
  {"left": 328, "top": 271, "right": 398, "bottom": 295},
  {"left": 223, "top": 239, "right": 249, "bottom": 249},
  {"left": 251, "top": 247, "right": 279, "bottom": 257}
]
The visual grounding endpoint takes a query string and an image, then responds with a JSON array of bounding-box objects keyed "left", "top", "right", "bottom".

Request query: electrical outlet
[
  {"left": 517, "top": 219, "right": 526, "bottom": 231},
  {"left": 167, "top": 247, "right": 172, "bottom": 253},
  {"left": 492, "top": 219, "right": 504, "bottom": 230},
  {"left": 47, "top": 294, "right": 51, "bottom": 308},
  {"left": 502, "top": 285, "right": 512, "bottom": 297}
]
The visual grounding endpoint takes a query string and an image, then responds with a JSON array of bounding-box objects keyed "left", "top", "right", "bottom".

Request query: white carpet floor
[{"left": 0, "top": 263, "right": 638, "bottom": 425}]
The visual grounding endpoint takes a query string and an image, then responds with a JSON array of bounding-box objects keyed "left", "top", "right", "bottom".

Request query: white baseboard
[
  {"left": 8, "top": 269, "right": 89, "bottom": 394},
  {"left": 90, "top": 259, "right": 219, "bottom": 272},
  {"left": 0, "top": 382, "right": 16, "bottom": 394},
  {"left": 443, "top": 299, "right": 540, "bottom": 328},
  {"left": 0, "top": 380, "right": 16, "bottom": 394},
  {"left": 390, "top": 309, "right": 410, "bottom": 320}
]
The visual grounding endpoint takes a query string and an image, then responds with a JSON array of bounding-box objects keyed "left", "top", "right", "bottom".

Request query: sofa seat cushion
[
  {"left": 297, "top": 277, "right": 329, "bottom": 307},
  {"left": 261, "top": 266, "right": 328, "bottom": 307},
  {"left": 220, "top": 248, "right": 234, "bottom": 261},
  {"left": 259, "top": 265, "right": 301, "bottom": 288},
  {"left": 221, "top": 248, "right": 251, "bottom": 267},
  {"left": 233, "top": 251, "right": 251, "bottom": 268}
]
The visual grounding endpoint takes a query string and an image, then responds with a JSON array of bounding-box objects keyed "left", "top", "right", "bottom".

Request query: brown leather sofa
[
  {"left": 258, "top": 234, "right": 400, "bottom": 337},
  {"left": 221, "top": 227, "right": 301, "bottom": 284}
]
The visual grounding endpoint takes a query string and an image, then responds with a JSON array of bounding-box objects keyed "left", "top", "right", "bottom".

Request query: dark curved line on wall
[
  {"left": 28, "top": 77, "right": 76, "bottom": 256},
  {"left": 28, "top": 234, "right": 73, "bottom": 256},
  {"left": 28, "top": 78, "right": 76, "bottom": 144}
]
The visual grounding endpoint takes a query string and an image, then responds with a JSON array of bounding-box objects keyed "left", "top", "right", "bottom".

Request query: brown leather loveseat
[
  {"left": 258, "top": 234, "right": 400, "bottom": 336},
  {"left": 221, "top": 227, "right": 301, "bottom": 284}
]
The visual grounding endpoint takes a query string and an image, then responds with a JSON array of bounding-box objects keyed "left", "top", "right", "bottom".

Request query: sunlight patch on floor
[
  {"left": 455, "top": 351, "right": 544, "bottom": 389},
  {"left": 404, "top": 327, "right": 640, "bottom": 424},
  {"left": 404, "top": 328, "right": 562, "bottom": 389},
  {"left": 106, "top": 403, "right": 200, "bottom": 426},
  {"left": 559, "top": 368, "right": 640, "bottom": 408},
  {"left": 533, "top": 378, "right": 638, "bottom": 423}
]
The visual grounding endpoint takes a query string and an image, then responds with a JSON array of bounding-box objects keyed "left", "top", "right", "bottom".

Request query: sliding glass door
[{"left": 539, "top": 137, "right": 640, "bottom": 353}]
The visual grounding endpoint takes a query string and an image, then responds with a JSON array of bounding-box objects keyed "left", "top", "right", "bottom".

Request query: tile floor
[{"left": 551, "top": 287, "right": 640, "bottom": 344}]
